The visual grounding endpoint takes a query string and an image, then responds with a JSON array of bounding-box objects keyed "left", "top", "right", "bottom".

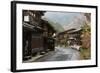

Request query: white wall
[{"left": 0, "top": 0, "right": 99, "bottom": 73}]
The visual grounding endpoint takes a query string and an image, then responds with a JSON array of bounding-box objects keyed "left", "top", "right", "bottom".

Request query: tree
[{"left": 81, "top": 23, "right": 91, "bottom": 49}]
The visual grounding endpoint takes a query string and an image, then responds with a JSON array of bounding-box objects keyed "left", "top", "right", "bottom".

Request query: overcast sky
[{"left": 42, "top": 11, "right": 86, "bottom": 30}]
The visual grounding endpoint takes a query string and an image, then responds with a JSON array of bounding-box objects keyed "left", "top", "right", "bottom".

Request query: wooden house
[
  {"left": 55, "top": 28, "right": 82, "bottom": 47},
  {"left": 22, "top": 10, "right": 56, "bottom": 61}
]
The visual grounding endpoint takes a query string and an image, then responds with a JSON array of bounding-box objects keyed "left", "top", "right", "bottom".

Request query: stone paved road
[{"left": 33, "top": 47, "right": 80, "bottom": 62}]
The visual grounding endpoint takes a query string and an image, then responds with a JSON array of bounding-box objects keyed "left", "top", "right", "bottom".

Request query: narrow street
[{"left": 31, "top": 47, "right": 80, "bottom": 62}]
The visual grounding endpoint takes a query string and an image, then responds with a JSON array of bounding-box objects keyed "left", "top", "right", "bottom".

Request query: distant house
[
  {"left": 67, "top": 28, "right": 82, "bottom": 46},
  {"left": 55, "top": 28, "right": 82, "bottom": 47}
]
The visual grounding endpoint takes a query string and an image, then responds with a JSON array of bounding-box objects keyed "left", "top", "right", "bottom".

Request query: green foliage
[
  {"left": 79, "top": 47, "right": 91, "bottom": 60},
  {"left": 81, "top": 23, "right": 91, "bottom": 33},
  {"left": 80, "top": 23, "right": 91, "bottom": 60}
]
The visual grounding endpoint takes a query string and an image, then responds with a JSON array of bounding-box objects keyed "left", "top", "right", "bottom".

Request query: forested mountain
[{"left": 42, "top": 17, "right": 65, "bottom": 33}]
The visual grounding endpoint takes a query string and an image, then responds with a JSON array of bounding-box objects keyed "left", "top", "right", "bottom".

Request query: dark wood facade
[
  {"left": 40, "top": 20, "right": 56, "bottom": 51},
  {"left": 22, "top": 10, "right": 56, "bottom": 61}
]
